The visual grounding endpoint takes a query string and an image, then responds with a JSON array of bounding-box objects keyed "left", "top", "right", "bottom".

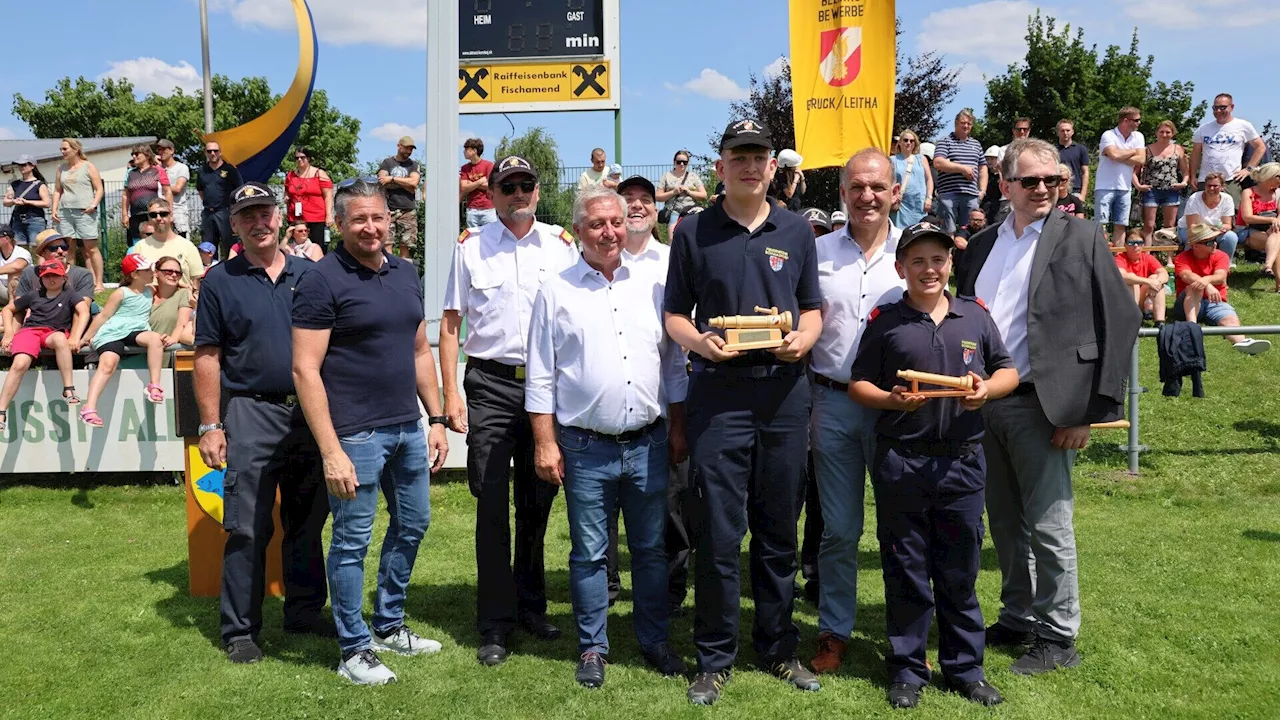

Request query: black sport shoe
[
  {"left": 575, "top": 651, "right": 606, "bottom": 688},
  {"left": 946, "top": 678, "right": 1003, "bottom": 706},
  {"left": 1011, "top": 637, "right": 1081, "bottom": 676},
  {"left": 641, "top": 642, "right": 687, "bottom": 677},
  {"left": 887, "top": 682, "right": 921, "bottom": 708},
  {"left": 687, "top": 669, "right": 731, "bottom": 705},
  {"left": 225, "top": 638, "right": 263, "bottom": 664},
  {"left": 985, "top": 621, "right": 1036, "bottom": 648},
  {"left": 768, "top": 656, "right": 821, "bottom": 692}
]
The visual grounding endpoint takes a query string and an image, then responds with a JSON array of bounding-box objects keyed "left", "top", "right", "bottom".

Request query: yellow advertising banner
[
  {"left": 459, "top": 60, "right": 611, "bottom": 108},
  {"left": 789, "top": 0, "right": 896, "bottom": 169}
]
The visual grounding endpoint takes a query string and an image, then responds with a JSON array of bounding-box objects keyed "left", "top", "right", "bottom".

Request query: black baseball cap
[
  {"left": 801, "top": 207, "right": 831, "bottom": 231},
  {"left": 490, "top": 155, "right": 539, "bottom": 184},
  {"left": 896, "top": 220, "right": 955, "bottom": 258},
  {"left": 0, "top": 224, "right": 11, "bottom": 238},
  {"left": 719, "top": 118, "right": 774, "bottom": 153},
  {"left": 616, "top": 175, "right": 656, "bottom": 199},
  {"left": 230, "top": 182, "right": 277, "bottom": 215}
]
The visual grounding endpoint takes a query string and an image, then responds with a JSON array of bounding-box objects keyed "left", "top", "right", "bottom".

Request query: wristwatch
[
  {"left": 198, "top": 423, "right": 224, "bottom": 436},
  {"left": 428, "top": 416, "right": 448, "bottom": 427}
]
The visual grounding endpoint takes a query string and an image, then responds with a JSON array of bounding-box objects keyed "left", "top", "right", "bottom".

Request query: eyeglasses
[
  {"left": 900, "top": 139, "right": 916, "bottom": 144},
  {"left": 157, "top": 268, "right": 183, "bottom": 277},
  {"left": 1014, "top": 127, "right": 1031, "bottom": 133},
  {"left": 294, "top": 228, "right": 310, "bottom": 236},
  {"left": 205, "top": 149, "right": 220, "bottom": 154},
  {"left": 499, "top": 180, "right": 537, "bottom": 195},
  {"left": 148, "top": 211, "right": 171, "bottom": 218},
  {"left": 1128, "top": 117, "right": 1142, "bottom": 124},
  {"left": 295, "top": 155, "right": 308, "bottom": 160},
  {"left": 336, "top": 176, "right": 379, "bottom": 191},
  {"left": 1212, "top": 105, "right": 1231, "bottom": 111},
  {"left": 1007, "top": 175, "right": 1063, "bottom": 189},
  {"left": 675, "top": 159, "right": 689, "bottom": 165}
]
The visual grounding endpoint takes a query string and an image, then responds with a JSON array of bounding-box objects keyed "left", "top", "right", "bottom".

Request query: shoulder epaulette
[
  {"left": 969, "top": 295, "right": 989, "bottom": 311},
  {"left": 457, "top": 229, "right": 472, "bottom": 244},
  {"left": 559, "top": 229, "right": 575, "bottom": 245},
  {"left": 868, "top": 303, "right": 895, "bottom": 323}
]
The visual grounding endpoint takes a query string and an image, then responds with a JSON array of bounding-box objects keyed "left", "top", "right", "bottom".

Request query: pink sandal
[
  {"left": 79, "top": 408, "right": 104, "bottom": 428},
  {"left": 145, "top": 383, "right": 165, "bottom": 404}
]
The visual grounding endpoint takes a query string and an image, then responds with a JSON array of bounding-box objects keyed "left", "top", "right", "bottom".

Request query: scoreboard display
[{"left": 460, "top": 0, "right": 606, "bottom": 61}]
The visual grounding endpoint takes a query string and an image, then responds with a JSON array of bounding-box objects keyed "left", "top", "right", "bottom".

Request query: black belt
[
  {"left": 812, "top": 373, "right": 849, "bottom": 393},
  {"left": 881, "top": 437, "right": 979, "bottom": 459},
  {"left": 468, "top": 357, "right": 526, "bottom": 380},
  {"left": 690, "top": 361, "right": 804, "bottom": 378},
  {"left": 229, "top": 390, "right": 298, "bottom": 406},
  {"left": 1010, "top": 382, "right": 1036, "bottom": 397},
  {"left": 565, "top": 418, "right": 662, "bottom": 444}
]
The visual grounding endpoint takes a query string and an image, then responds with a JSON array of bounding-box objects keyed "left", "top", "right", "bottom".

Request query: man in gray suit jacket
[{"left": 954, "top": 138, "right": 1141, "bottom": 676}]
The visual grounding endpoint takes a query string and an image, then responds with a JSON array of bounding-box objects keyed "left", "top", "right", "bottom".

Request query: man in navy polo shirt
[
  {"left": 664, "top": 118, "right": 824, "bottom": 706},
  {"left": 292, "top": 179, "right": 450, "bottom": 686},
  {"left": 194, "top": 181, "right": 331, "bottom": 666},
  {"left": 195, "top": 141, "right": 243, "bottom": 256}
]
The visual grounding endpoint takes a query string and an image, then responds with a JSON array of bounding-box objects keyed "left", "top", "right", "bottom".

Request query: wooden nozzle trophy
[
  {"left": 896, "top": 369, "right": 975, "bottom": 398},
  {"left": 708, "top": 306, "right": 794, "bottom": 351}
]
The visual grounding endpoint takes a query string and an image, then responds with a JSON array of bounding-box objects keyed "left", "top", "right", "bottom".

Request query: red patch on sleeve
[
  {"left": 973, "top": 296, "right": 989, "bottom": 311},
  {"left": 868, "top": 307, "right": 882, "bottom": 323}
]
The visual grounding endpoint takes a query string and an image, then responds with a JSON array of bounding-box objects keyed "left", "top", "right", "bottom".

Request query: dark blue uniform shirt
[
  {"left": 195, "top": 253, "right": 312, "bottom": 395},
  {"left": 195, "top": 162, "right": 243, "bottom": 210},
  {"left": 291, "top": 244, "right": 425, "bottom": 437},
  {"left": 664, "top": 199, "right": 821, "bottom": 366},
  {"left": 850, "top": 293, "right": 1013, "bottom": 442}
]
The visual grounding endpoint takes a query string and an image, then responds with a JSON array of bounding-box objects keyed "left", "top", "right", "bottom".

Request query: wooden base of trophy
[
  {"left": 723, "top": 328, "right": 784, "bottom": 352},
  {"left": 908, "top": 379, "right": 973, "bottom": 398}
]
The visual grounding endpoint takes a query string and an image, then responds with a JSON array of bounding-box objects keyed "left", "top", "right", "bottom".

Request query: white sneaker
[
  {"left": 338, "top": 649, "right": 397, "bottom": 686},
  {"left": 371, "top": 625, "right": 443, "bottom": 656},
  {"left": 1234, "top": 338, "right": 1272, "bottom": 355}
]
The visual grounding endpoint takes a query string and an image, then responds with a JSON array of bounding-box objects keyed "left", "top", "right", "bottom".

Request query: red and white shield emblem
[
  {"left": 819, "top": 27, "right": 862, "bottom": 87},
  {"left": 769, "top": 256, "right": 785, "bottom": 272},
  {"left": 963, "top": 348, "right": 974, "bottom": 364}
]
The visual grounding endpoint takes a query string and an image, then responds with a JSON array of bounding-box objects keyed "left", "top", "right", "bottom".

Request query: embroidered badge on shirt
[
  {"left": 961, "top": 339, "right": 977, "bottom": 365},
  {"left": 765, "top": 247, "right": 788, "bottom": 272}
]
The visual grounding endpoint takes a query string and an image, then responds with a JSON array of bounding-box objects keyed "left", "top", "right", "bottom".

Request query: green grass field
[{"left": 3, "top": 263, "right": 1280, "bottom": 719}]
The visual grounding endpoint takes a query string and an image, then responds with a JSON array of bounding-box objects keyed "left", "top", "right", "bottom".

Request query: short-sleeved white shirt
[
  {"left": 1097, "top": 127, "right": 1145, "bottom": 191},
  {"left": 1193, "top": 118, "right": 1260, "bottom": 181}
]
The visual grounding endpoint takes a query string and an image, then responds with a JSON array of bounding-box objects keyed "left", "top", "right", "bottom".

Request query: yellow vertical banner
[{"left": 790, "top": 0, "right": 896, "bottom": 169}]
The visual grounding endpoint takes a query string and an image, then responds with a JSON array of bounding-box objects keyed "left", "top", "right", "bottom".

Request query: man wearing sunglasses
[
  {"left": 196, "top": 142, "right": 243, "bottom": 256},
  {"left": 1095, "top": 106, "right": 1146, "bottom": 247},
  {"left": 130, "top": 198, "right": 204, "bottom": 288},
  {"left": 441, "top": 155, "right": 579, "bottom": 667},
  {"left": 956, "top": 137, "right": 1140, "bottom": 677},
  {"left": 1190, "top": 93, "right": 1266, "bottom": 205},
  {"left": 11, "top": 229, "right": 95, "bottom": 309}
]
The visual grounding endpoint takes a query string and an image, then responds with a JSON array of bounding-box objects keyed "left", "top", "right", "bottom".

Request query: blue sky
[{"left": 0, "top": 0, "right": 1274, "bottom": 170}]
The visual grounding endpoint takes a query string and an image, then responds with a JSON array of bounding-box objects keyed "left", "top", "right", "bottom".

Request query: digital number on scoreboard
[{"left": 460, "top": 0, "right": 606, "bottom": 61}]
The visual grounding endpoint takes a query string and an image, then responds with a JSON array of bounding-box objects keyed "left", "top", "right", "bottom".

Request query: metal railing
[{"left": 1121, "top": 325, "right": 1280, "bottom": 474}]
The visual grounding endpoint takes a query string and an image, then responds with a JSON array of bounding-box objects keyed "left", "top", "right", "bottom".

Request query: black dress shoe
[
  {"left": 575, "top": 651, "right": 606, "bottom": 688},
  {"left": 946, "top": 678, "right": 1003, "bottom": 706},
  {"left": 283, "top": 616, "right": 337, "bottom": 638},
  {"left": 518, "top": 612, "right": 562, "bottom": 641},
  {"left": 985, "top": 621, "right": 1036, "bottom": 648},
  {"left": 477, "top": 633, "right": 509, "bottom": 666},
  {"left": 1011, "top": 637, "right": 1081, "bottom": 675},
  {"left": 887, "top": 682, "right": 921, "bottom": 709},
  {"left": 641, "top": 642, "right": 687, "bottom": 677}
]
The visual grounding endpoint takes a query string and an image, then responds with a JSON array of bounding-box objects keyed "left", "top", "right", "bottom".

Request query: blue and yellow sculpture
[{"left": 202, "top": 0, "right": 318, "bottom": 182}]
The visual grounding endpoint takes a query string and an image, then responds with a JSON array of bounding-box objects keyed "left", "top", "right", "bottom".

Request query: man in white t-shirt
[
  {"left": 0, "top": 224, "right": 32, "bottom": 305},
  {"left": 1096, "top": 106, "right": 1146, "bottom": 246},
  {"left": 1189, "top": 93, "right": 1266, "bottom": 205},
  {"left": 157, "top": 139, "right": 192, "bottom": 234},
  {"left": 578, "top": 148, "right": 618, "bottom": 190}
]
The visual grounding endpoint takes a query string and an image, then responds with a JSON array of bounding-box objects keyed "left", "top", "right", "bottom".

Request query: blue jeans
[
  {"left": 11, "top": 215, "right": 46, "bottom": 246},
  {"left": 809, "top": 383, "right": 878, "bottom": 639},
  {"left": 1175, "top": 227, "right": 1238, "bottom": 259},
  {"left": 936, "top": 193, "right": 978, "bottom": 235},
  {"left": 465, "top": 207, "right": 498, "bottom": 228},
  {"left": 559, "top": 421, "right": 669, "bottom": 654},
  {"left": 327, "top": 420, "right": 431, "bottom": 654},
  {"left": 1142, "top": 188, "right": 1181, "bottom": 207},
  {"left": 1095, "top": 189, "right": 1132, "bottom": 226}
]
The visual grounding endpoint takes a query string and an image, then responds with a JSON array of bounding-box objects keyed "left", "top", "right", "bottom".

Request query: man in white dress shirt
[
  {"left": 440, "top": 155, "right": 580, "bottom": 666},
  {"left": 526, "top": 184, "right": 689, "bottom": 689},
  {"left": 806, "top": 148, "right": 907, "bottom": 675}
]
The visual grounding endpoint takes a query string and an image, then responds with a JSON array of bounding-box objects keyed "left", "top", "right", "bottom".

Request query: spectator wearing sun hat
[{"left": 12, "top": 229, "right": 94, "bottom": 305}]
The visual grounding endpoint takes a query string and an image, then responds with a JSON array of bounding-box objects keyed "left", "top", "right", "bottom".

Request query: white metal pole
[
  {"left": 424, "top": 2, "right": 459, "bottom": 343},
  {"left": 199, "top": 0, "right": 214, "bottom": 133}
]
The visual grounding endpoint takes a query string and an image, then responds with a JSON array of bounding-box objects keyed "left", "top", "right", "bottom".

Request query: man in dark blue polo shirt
[
  {"left": 194, "top": 181, "right": 331, "bottom": 666},
  {"left": 663, "top": 118, "right": 824, "bottom": 706},
  {"left": 292, "top": 179, "right": 449, "bottom": 686},
  {"left": 195, "top": 141, "right": 243, "bottom": 256}
]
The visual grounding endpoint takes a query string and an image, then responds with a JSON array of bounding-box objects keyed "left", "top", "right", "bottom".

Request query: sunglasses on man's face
[
  {"left": 205, "top": 149, "right": 220, "bottom": 154},
  {"left": 1213, "top": 105, "right": 1231, "bottom": 111},
  {"left": 1008, "top": 175, "right": 1063, "bottom": 189},
  {"left": 499, "top": 180, "right": 537, "bottom": 195},
  {"left": 148, "top": 211, "right": 171, "bottom": 219}
]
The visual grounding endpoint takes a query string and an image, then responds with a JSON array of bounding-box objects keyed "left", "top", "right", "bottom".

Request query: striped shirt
[{"left": 933, "top": 132, "right": 985, "bottom": 196}]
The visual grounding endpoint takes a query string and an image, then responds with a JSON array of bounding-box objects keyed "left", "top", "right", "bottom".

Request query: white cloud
[
  {"left": 212, "top": 0, "right": 426, "bottom": 49},
  {"left": 954, "top": 63, "right": 988, "bottom": 86},
  {"left": 763, "top": 56, "right": 789, "bottom": 80},
  {"left": 370, "top": 122, "right": 426, "bottom": 144},
  {"left": 1119, "top": 0, "right": 1280, "bottom": 27},
  {"left": 917, "top": 1, "right": 1041, "bottom": 68},
  {"left": 664, "top": 69, "right": 749, "bottom": 101},
  {"left": 99, "top": 58, "right": 202, "bottom": 96}
]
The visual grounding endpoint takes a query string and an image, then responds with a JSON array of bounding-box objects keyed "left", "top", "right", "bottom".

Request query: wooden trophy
[
  {"left": 709, "top": 306, "right": 794, "bottom": 351},
  {"left": 896, "top": 369, "right": 975, "bottom": 398}
]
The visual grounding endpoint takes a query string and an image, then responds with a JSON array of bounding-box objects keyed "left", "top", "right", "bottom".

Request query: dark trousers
[
  {"left": 871, "top": 443, "right": 987, "bottom": 687},
  {"left": 305, "top": 222, "right": 328, "bottom": 254},
  {"left": 605, "top": 459, "right": 695, "bottom": 606},
  {"left": 689, "top": 370, "right": 810, "bottom": 672},
  {"left": 201, "top": 207, "right": 234, "bottom": 255},
  {"left": 220, "top": 395, "right": 329, "bottom": 645},
  {"left": 465, "top": 364, "right": 559, "bottom": 637},
  {"left": 800, "top": 453, "right": 823, "bottom": 590}
]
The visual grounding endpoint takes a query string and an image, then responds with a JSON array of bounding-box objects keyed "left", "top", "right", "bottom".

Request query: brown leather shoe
[{"left": 810, "top": 632, "right": 847, "bottom": 674}]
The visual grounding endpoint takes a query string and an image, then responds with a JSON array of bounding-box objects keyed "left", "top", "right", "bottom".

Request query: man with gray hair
[
  {"left": 931, "top": 109, "right": 989, "bottom": 235},
  {"left": 955, "top": 137, "right": 1140, "bottom": 676},
  {"left": 440, "top": 155, "right": 579, "bottom": 667},
  {"left": 526, "top": 183, "right": 689, "bottom": 688}
]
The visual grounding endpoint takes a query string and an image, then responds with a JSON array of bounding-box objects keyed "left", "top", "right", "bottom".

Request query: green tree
[
  {"left": 979, "top": 13, "right": 1206, "bottom": 148},
  {"left": 13, "top": 75, "right": 361, "bottom": 178}
]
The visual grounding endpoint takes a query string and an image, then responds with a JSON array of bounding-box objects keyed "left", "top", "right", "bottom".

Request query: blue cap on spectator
[
  {"left": 0, "top": 224, "right": 11, "bottom": 238},
  {"left": 197, "top": 241, "right": 217, "bottom": 253}
]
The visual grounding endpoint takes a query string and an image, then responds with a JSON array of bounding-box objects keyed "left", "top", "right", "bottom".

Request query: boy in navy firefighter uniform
[{"left": 849, "top": 222, "right": 1020, "bottom": 710}]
